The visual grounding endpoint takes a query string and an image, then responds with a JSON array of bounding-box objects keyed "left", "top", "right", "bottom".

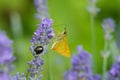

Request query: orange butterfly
[{"left": 51, "top": 28, "right": 70, "bottom": 57}]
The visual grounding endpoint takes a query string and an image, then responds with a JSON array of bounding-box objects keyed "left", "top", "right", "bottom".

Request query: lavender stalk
[
  {"left": 87, "top": 0, "right": 100, "bottom": 54},
  {"left": 26, "top": 18, "right": 54, "bottom": 80},
  {"left": 101, "top": 18, "right": 116, "bottom": 80},
  {"left": 26, "top": 0, "right": 55, "bottom": 79}
]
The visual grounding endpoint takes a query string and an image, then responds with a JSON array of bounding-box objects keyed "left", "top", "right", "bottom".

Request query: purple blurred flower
[
  {"left": 106, "top": 56, "right": 120, "bottom": 80},
  {"left": 12, "top": 72, "right": 26, "bottom": 80},
  {"left": 87, "top": 0, "right": 100, "bottom": 16},
  {"left": 34, "top": 0, "right": 49, "bottom": 19},
  {"left": 0, "top": 31, "right": 15, "bottom": 80},
  {"left": 93, "top": 74, "right": 101, "bottom": 80},
  {"left": 102, "top": 18, "right": 116, "bottom": 40},
  {"left": 0, "top": 71, "right": 10, "bottom": 80},
  {"left": 71, "top": 46, "right": 92, "bottom": 74},
  {"left": 102, "top": 18, "right": 116, "bottom": 33},
  {"left": 87, "top": 5, "right": 100, "bottom": 16},
  {"left": 64, "top": 70, "right": 78, "bottom": 80},
  {"left": 64, "top": 45, "right": 101, "bottom": 80},
  {"left": 0, "top": 31, "right": 15, "bottom": 65}
]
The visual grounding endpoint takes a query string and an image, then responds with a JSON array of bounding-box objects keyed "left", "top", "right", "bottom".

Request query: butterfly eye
[{"left": 34, "top": 46, "right": 44, "bottom": 55}]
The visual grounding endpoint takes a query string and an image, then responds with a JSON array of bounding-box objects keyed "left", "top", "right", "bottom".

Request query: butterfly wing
[{"left": 51, "top": 36, "right": 70, "bottom": 57}]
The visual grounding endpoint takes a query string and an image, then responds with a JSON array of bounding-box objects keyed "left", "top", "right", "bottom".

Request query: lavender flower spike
[
  {"left": 27, "top": 0, "right": 54, "bottom": 79},
  {"left": 102, "top": 18, "right": 116, "bottom": 40},
  {"left": 27, "top": 56, "right": 44, "bottom": 79},
  {"left": 64, "top": 45, "right": 101, "bottom": 80},
  {"left": 13, "top": 72, "right": 26, "bottom": 80},
  {"left": 0, "top": 71, "right": 11, "bottom": 80},
  {"left": 0, "top": 31, "right": 15, "bottom": 65},
  {"left": 27, "top": 0, "right": 55, "bottom": 79},
  {"left": 102, "top": 18, "right": 116, "bottom": 33},
  {"left": 27, "top": 18, "right": 54, "bottom": 80},
  {"left": 87, "top": 0, "right": 100, "bottom": 16},
  {"left": 0, "top": 31, "right": 15, "bottom": 80},
  {"left": 106, "top": 56, "right": 120, "bottom": 80},
  {"left": 71, "top": 46, "right": 93, "bottom": 79},
  {"left": 34, "top": 0, "right": 49, "bottom": 19},
  {"left": 31, "top": 18, "right": 54, "bottom": 55},
  {"left": 64, "top": 70, "right": 78, "bottom": 80},
  {"left": 93, "top": 74, "right": 101, "bottom": 80},
  {"left": 71, "top": 46, "right": 92, "bottom": 71}
]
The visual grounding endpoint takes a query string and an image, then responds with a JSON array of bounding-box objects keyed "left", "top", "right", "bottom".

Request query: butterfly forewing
[{"left": 51, "top": 33, "right": 70, "bottom": 57}]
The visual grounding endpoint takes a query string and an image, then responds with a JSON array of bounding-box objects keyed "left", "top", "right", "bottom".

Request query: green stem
[
  {"left": 102, "top": 57, "right": 107, "bottom": 80},
  {"left": 102, "top": 39, "right": 109, "bottom": 80},
  {"left": 47, "top": 50, "right": 52, "bottom": 80},
  {"left": 90, "top": 15, "right": 96, "bottom": 54},
  {"left": 64, "top": 58, "right": 68, "bottom": 70},
  {"left": 104, "top": 39, "right": 108, "bottom": 51}
]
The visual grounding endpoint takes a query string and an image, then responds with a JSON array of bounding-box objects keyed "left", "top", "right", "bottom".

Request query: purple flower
[
  {"left": 13, "top": 72, "right": 26, "bottom": 80},
  {"left": 87, "top": 0, "right": 100, "bottom": 16},
  {"left": 27, "top": 56, "right": 44, "bottom": 79},
  {"left": 0, "top": 31, "right": 15, "bottom": 80},
  {"left": 34, "top": 0, "right": 49, "bottom": 19},
  {"left": 102, "top": 18, "right": 116, "bottom": 40},
  {"left": 87, "top": 5, "right": 100, "bottom": 16},
  {"left": 106, "top": 56, "right": 120, "bottom": 80},
  {"left": 64, "top": 70, "right": 78, "bottom": 80},
  {"left": 0, "top": 32, "right": 12, "bottom": 47},
  {"left": 27, "top": 1, "right": 54, "bottom": 79},
  {"left": 31, "top": 18, "right": 54, "bottom": 56},
  {"left": 31, "top": 18, "right": 54, "bottom": 45},
  {"left": 64, "top": 45, "right": 101, "bottom": 80},
  {"left": 0, "top": 31, "right": 15, "bottom": 65},
  {"left": 0, "top": 71, "right": 10, "bottom": 80},
  {"left": 93, "top": 74, "right": 101, "bottom": 80},
  {"left": 71, "top": 46, "right": 92, "bottom": 73},
  {"left": 102, "top": 18, "right": 116, "bottom": 33}
]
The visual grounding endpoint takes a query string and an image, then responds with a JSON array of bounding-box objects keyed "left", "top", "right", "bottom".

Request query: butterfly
[{"left": 51, "top": 28, "right": 70, "bottom": 57}]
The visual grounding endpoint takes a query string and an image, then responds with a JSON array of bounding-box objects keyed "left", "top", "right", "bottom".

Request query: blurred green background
[{"left": 0, "top": 0, "right": 120, "bottom": 80}]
